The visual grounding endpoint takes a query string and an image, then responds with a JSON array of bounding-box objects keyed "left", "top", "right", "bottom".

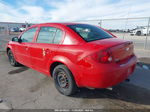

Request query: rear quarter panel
[{"left": 49, "top": 43, "right": 104, "bottom": 86}]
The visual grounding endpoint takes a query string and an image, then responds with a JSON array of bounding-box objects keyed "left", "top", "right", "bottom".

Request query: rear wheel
[
  {"left": 7, "top": 50, "right": 20, "bottom": 67},
  {"left": 53, "top": 65, "right": 77, "bottom": 96},
  {"left": 136, "top": 31, "right": 141, "bottom": 36}
]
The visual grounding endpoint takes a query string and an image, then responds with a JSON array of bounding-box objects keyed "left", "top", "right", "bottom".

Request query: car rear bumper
[{"left": 77, "top": 55, "right": 137, "bottom": 88}]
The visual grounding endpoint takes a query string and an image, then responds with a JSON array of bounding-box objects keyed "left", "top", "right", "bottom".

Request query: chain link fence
[
  {"left": 74, "top": 17, "right": 150, "bottom": 50},
  {"left": 0, "top": 17, "right": 150, "bottom": 52}
]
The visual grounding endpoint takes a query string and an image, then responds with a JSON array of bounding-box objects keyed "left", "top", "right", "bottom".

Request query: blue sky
[{"left": 0, "top": 0, "right": 150, "bottom": 23}]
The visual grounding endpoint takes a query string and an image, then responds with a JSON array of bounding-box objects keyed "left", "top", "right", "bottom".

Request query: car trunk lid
[{"left": 89, "top": 38, "right": 134, "bottom": 63}]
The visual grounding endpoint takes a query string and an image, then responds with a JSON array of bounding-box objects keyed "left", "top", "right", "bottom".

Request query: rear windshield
[{"left": 67, "top": 24, "right": 113, "bottom": 42}]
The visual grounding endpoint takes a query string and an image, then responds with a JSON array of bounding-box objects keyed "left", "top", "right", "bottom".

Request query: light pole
[{"left": 144, "top": 17, "right": 150, "bottom": 49}]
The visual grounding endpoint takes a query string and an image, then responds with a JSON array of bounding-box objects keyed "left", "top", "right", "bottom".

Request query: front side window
[
  {"left": 37, "top": 27, "right": 57, "bottom": 43},
  {"left": 21, "top": 28, "right": 37, "bottom": 42},
  {"left": 67, "top": 24, "right": 113, "bottom": 42}
]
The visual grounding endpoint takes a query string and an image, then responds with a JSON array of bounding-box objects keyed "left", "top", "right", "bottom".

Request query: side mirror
[
  {"left": 12, "top": 37, "right": 22, "bottom": 43},
  {"left": 12, "top": 37, "right": 18, "bottom": 42}
]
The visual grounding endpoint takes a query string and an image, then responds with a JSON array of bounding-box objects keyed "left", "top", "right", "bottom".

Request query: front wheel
[
  {"left": 7, "top": 50, "right": 20, "bottom": 67},
  {"left": 53, "top": 65, "right": 77, "bottom": 96}
]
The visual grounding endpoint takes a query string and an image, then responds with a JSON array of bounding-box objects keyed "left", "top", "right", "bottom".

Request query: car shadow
[
  {"left": 8, "top": 66, "right": 29, "bottom": 75},
  {"left": 71, "top": 82, "right": 150, "bottom": 105}
]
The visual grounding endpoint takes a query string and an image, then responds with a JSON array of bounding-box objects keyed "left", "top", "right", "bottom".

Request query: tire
[
  {"left": 130, "top": 34, "right": 134, "bottom": 36},
  {"left": 53, "top": 65, "right": 77, "bottom": 96},
  {"left": 136, "top": 31, "right": 141, "bottom": 36},
  {"left": 7, "top": 50, "right": 20, "bottom": 67}
]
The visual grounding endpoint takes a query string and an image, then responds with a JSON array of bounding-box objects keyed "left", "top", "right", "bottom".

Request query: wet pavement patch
[
  {"left": 72, "top": 83, "right": 150, "bottom": 106},
  {"left": 8, "top": 67, "right": 29, "bottom": 75},
  {"left": 137, "top": 57, "right": 150, "bottom": 70}
]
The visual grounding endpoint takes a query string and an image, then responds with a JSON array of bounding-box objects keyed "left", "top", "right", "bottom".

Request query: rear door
[
  {"left": 15, "top": 27, "right": 38, "bottom": 67},
  {"left": 29, "top": 26, "right": 64, "bottom": 75}
]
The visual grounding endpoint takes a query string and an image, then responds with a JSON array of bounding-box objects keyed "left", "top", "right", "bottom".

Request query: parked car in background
[
  {"left": 6, "top": 23, "right": 137, "bottom": 96},
  {"left": 10, "top": 27, "right": 19, "bottom": 32},
  {"left": 19, "top": 27, "right": 26, "bottom": 32},
  {"left": 108, "top": 29, "right": 131, "bottom": 33},
  {"left": 130, "top": 26, "right": 150, "bottom": 36}
]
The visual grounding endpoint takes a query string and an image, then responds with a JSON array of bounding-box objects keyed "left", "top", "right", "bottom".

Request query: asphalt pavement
[
  {"left": 0, "top": 52, "right": 150, "bottom": 110},
  {"left": 0, "top": 33, "right": 150, "bottom": 110}
]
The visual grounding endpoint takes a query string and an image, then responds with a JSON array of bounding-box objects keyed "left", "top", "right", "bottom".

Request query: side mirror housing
[
  {"left": 12, "top": 37, "right": 18, "bottom": 42},
  {"left": 12, "top": 37, "right": 22, "bottom": 43}
]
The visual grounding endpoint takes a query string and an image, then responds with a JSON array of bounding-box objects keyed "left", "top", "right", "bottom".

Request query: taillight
[{"left": 99, "top": 50, "right": 113, "bottom": 63}]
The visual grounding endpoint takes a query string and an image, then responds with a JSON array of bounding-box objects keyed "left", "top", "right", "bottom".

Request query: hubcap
[{"left": 57, "top": 71, "right": 69, "bottom": 88}]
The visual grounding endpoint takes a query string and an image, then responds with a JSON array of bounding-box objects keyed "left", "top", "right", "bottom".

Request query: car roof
[{"left": 30, "top": 22, "right": 84, "bottom": 27}]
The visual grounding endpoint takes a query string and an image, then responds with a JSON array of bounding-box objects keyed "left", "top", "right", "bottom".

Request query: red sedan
[{"left": 6, "top": 23, "right": 137, "bottom": 95}]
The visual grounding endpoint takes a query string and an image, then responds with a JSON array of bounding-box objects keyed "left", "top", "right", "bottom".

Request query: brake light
[{"left": 99, "top": 50, "right": 113, "bottom": 63}]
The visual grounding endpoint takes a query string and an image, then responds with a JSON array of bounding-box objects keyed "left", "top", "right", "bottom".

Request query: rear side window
[
  {"left": 53, "top": 29, "right": 63, "bottom": 44},
  {"left": 67, "top": 24, "right": 113, "bottom": 42},
  {"left": 37, "top": 26, "right": 63, "bottom": 44},
  {"left": 21, "top": 28, "right": 37, "bottom": 42},
  {"left": 37, "top": 27, "right": 57, "bottom": 43}
]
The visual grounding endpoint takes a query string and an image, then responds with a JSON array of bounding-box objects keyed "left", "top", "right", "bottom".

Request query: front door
[
  {"left": 29, "top": 26, "right": 64, "bottom": 75},
  {"left": 15, "top": 27, "right": 38, "bottom": 67}
]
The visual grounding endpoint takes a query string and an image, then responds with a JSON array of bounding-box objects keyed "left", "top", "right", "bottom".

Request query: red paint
[{"left": 7, "top": 23, "right": 137, "bottom": 88}]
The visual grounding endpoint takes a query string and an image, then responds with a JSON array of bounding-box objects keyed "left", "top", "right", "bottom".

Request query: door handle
[
  {"left": 42, "top": 48, "right": 50, "bottom": 56},
  {"left": 45, "top": 49, "right": 50, "bottom": 54}
]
